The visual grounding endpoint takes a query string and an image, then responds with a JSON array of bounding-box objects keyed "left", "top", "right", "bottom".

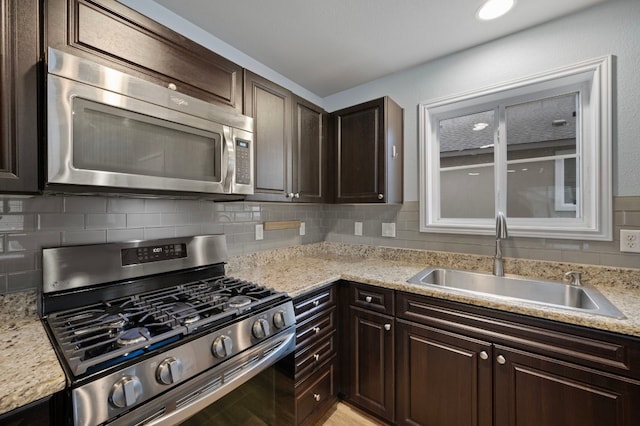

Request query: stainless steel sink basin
[{"left": 407, "top": 268, "right": 625, "bottom": 319}]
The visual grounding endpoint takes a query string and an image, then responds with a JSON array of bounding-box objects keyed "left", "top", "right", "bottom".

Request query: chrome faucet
[{"left": 493, "top": 212, "right": 508, "bottom": 276}]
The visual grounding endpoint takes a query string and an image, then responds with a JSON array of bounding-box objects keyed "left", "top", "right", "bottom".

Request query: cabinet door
[
  {"left": 331, "top": 97, "right": 403, "bottom": 204},
  {"left": 0, "top": 0, "right": 40, "bottom": 193},
  {"left": 346, "top": 307, "right": 394, "bottom": 422},
  {"left": 396, "top": 320, "right": 493, "bottom": 426},
  {"left": 292, "top": 95, "right": 326, "bottom": 203},
  {"left": 47, "top": 0, "right": 242, "bottom": 111},
  {"left": 494, "top": 345, "right": 640, "bottom": 426},
  {"left": 244, "top": 71, "right": 292, "bottom": 202},
  {"left": 332, "top": 98, "right": 385, "bottom": 203}
]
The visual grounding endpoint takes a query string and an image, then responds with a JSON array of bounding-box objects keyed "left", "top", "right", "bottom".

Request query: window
[{"left": 418, "top": 56, "right": 612, "bottom": 240}]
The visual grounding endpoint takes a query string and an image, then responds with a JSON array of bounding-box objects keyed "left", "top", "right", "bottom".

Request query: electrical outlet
[
  {"left": 354, "top": 222, "right": 363, "bottom": 236},
  {"left": 255, "top": 224, "right": 264, "bottom": 241},
  {"left": 299, "top": 222, "right": 306, "bottom": 236},
  {"left": 382, "top": 222, "right": 396, "bottom": 238},
  {"left": 620, "top": 229, "right": 640, "bottom": 253}
]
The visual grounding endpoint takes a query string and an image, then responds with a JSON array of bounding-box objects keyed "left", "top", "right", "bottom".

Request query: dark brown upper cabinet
[
  {"left": 46, "top": 0, "right": 243, "bottom": 111},
  {"left": 292, "top": 95, "right": 326, "bottom": 203},
  {"left": 244, "top": 71, "right": 326, "bottom": 203},
  {"left": 330, "top": 97, "right": 403, "bottom": 204},
  {"left": 0, "top": 0, "right": 41, "bottom": 194}
]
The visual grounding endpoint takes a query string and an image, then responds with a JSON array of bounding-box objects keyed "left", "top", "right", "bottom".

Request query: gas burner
[
  {"left": 227, "top": 295, "right": 252, "bottom": 309},
  {"left": 117, "top": 327, "right": 151, "bottom": 347},
  {"left": 167, "top": 302, "right": 201, "bottom": 325},
  {"left": 71, "top": 314, "right": 129, "bottom": 337}
]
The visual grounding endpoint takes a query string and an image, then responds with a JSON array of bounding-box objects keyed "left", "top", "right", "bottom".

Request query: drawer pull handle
[
  {"left": 313, "top": 353, "right": 320, "bottom": 361},
  {"left": 313, "top": 327, "right": 321, "bottom": 334},
  {"left": 480, "top": 351, "right": 488, "bottom": 360},
  {"left": 167, "top": 83, "right": 177, "bottom": 91},
  {"left": 365, "top": 296, "right": 372, "bottom": 303},
  {"left": 313, "top": 393, "right": 321, "bottom": 402},
  {"left": 313, "top": 300, "right": 320, "bottom": 307},
  {"left": 496, "top": 355, "right": 506, "bottom": 365},
  {"left": 384, "top": 323, "right": 391, "bottom": 331}
]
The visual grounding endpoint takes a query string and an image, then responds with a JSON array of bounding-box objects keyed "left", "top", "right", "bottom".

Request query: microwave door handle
[{"left": 222, "top": 127, "right": 235, "bottom": 193}]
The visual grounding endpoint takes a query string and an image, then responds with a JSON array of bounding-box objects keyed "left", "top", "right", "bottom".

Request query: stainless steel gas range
[{"left": 39, "top": 235, "right": 296, "bottom": 426}]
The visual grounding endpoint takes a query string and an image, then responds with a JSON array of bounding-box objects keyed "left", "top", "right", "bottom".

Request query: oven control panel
[{"left": 121, "top": 243, "right": 187, "bottom": 265}]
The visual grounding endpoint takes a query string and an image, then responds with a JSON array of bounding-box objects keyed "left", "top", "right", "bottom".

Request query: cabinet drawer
[
  {"left": 350, "top": 282, "right": 394, "bottom": 314},
  {"left": 294, "top": 285, "right": 336, "bottom": 323},
  {"left": 296, "top": 306, "right": 336, "bottom": 346},
  {"left": 295, "top": 355, "right": 337, "bottom": 426},
  {"left": 295, "top": 331, "right": 336, "bottom": 381}
]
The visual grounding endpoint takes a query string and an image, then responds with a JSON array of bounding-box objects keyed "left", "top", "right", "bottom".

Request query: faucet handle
[{"left": 564, "top": 271, "right": 582, "bottom": 286}]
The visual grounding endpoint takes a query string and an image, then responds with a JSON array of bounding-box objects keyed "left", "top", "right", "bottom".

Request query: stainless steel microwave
[{"left": 46, "top": 48, "right": 253, "bottom": 197}]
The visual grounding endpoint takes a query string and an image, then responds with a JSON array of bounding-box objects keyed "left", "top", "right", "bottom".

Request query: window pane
[
  {"left": 505, "top": 94, "right": 578, "bottom": 218},
  {"left": 439, "top": 110, "right": 495, "bottom": 218}
]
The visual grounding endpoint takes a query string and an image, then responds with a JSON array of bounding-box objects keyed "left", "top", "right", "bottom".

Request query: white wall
[{"left": 323, "top": 0, "right": 640, "bottom": 200}]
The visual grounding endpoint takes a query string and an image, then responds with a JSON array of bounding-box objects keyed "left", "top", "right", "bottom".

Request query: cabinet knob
[
  {"left": 313, "top": 393, "right": 321, "bottom": 402},
  {"left": 313, "top": 327, "right": 321, "bottom": 334},
  {"left": 384, "top": 323, "right": 391, "bottom": 331},
  {"left": 313, "top": 300, "right": 320, "bottom": 307},
  {"left": 286, "top": 192, "right": 294, "bottom": 198},
  {"left": 496, "top": 355, "right": 506, "bottom": 365},
  {"left": 377, "top": 194, "right": 384, "bottom": 200},
  {"left": 479, "top": 351, "right": 489, "bottom": 360},
  {"left": 294, "top": 193, "right": 300, "bottom": 198},
  {"left": 365, "top": 296, "right": 372, "bottom": 303},
  {"left": 167, "top": 82, "right": 177, "bottom": 91},
  {"left": 313, "top": 353, "right": 320, "bottom": 362}
]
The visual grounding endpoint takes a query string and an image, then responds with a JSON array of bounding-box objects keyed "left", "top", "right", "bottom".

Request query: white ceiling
[{"left": 152, "top": 0, "right": 610, "bottom": 97}]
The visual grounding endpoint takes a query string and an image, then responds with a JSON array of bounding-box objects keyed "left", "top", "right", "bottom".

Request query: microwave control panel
[{"left": 235, "top": 139, "right": 251, "bottom": 185}]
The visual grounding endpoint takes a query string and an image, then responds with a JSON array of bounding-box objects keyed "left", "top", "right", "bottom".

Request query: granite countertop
[
  {"left": 2, "top": 242, "right": 639, "bottom": 417},
  {"left": 0, "top": 292, "right": 66, "bottom": 416}
]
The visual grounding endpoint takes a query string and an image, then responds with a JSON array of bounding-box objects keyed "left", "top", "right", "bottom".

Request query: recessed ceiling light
[{"left": 477, "top": 0, "right": 515, "bottom": 21}]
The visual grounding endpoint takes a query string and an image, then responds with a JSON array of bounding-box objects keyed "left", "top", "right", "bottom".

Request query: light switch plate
[
  {"left": 354, "top": 222, "right": 363, "bottom": 236},
  {"left": 382, "top": 222, "right": 396, "bottom": 238},
  {"left": 299, "top": 222, "right": 306, "bottom": 236},
  {"left": 255, "top": 224, "right": 264, "bottom": 240}
]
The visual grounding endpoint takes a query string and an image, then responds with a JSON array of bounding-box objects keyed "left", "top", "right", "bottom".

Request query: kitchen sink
[{"left": 407, "top": 268, "right": 625, "bottom": 319}]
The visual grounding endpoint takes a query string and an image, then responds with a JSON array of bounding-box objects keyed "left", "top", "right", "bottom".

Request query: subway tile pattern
[
  {"left": 0, "top": 195, "right": 638, "bottom": 294},
  {"left": 0, "top": 196, "right": 324, "bottom": 293},
  {"left": 323, "top": 198, "right": 640, "bottom": 269}
]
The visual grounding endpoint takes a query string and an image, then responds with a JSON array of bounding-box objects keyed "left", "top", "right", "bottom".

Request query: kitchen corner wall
[{"left": 0, "top": 196, "right": 324, "bottom": 294}]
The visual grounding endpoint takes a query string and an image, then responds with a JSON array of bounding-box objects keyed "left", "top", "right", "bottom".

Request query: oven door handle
[{"left": 144, "top": 328, "right": 295, "bottom": 426}]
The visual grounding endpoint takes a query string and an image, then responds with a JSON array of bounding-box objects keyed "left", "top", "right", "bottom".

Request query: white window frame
[{"left": 418, "top": 56, "right": 612, "bottom": 241}]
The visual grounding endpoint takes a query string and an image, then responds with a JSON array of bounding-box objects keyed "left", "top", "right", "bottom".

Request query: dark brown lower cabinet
[
  {"left": 395, "top": 291, "right": 640, "bottom": 426},
  {"left": 346, "top": 306, "right": 395, "bottom": 423},
  {"left": 396, "top": 320, "right": 493, "bottom": 426},
  {"left": 493, "top": 345, "right": 640, "bottom": 426}
]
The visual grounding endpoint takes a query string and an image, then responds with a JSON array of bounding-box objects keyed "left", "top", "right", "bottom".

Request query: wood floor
[{"left": 315, "top": 402, "right": 387, "bottom": 426}]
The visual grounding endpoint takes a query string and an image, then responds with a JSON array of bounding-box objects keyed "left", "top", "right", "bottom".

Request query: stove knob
[
  {"left": 156, "top": 357, "right": 183, "bottom": 385},
  {"left": 110, "top": 376, "right": 142, "bottom": 408},
  {"left": 212, "top": 335, "right": 233, "bottom": 358},
  {"left": 272, "top": 310, "right": 286, "bottom": 329},
  {"left": 252, "top": 318, "right": 270, "bottom": 339}
]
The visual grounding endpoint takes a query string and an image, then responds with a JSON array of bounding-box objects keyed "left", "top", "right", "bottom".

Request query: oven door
[{"left": 109, "top": 328, "right": 295, "bottom": 426}]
